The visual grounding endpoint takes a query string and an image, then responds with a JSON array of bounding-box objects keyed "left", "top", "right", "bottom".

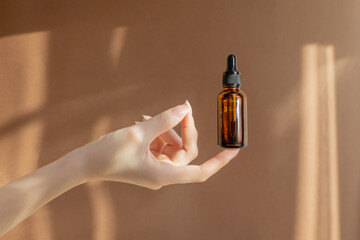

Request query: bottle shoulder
[{"left": 218, "top": 89, "right": 247, "bottom": 99}]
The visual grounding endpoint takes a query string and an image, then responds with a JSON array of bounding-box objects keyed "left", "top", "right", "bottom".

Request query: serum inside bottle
[{"left": 217, "top": 54, "right": 247, "bottom": 148}]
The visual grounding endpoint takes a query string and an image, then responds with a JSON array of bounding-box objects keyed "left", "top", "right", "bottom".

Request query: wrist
[{"left": 60, "top": 147, "right": 90, "bottom": 186}]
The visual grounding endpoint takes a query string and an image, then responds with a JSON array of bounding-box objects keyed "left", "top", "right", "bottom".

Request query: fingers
[
  {"left": 197, "top": 149, "right": 239, "bottom": 180},
  {"left": 140, "top": 103, "right": 189, "bottom": 143},
  {"left": 135, "top": 120, "right": 168, "bottom": 157},
  {"left": 142, "top": 115, "right": 182, "bottom": 147},
  {"left": 149, "top": 137, "right": 166, "bottom": 157},
  {"left": 174, "top": 100, "right": 198, "bottom": 164},
  {"left": 137, "top": 118, "right": 180, "bottom": 158},
  {"left": 163, "top": 149, "right": 239, "bottom": 184},
  {"left": 161, "top": 145, "right": 180, "bottom": 159}
]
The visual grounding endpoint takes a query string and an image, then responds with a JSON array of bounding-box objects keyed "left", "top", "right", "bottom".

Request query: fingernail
[
  {"left": 142, "top": 115, "right": 151, "bottom": 120},
  {"left": 134, "top": 121, "right": 141, "bottom": 124},
  {"left": 171, "top": 104, "right": 189, "bottom": 118},
  {"left": 185, "top": 100, "right": 192, "bottom": 116}
]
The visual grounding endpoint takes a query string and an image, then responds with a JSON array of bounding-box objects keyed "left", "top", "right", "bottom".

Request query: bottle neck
[{"left": 223, "top": 84, "right": 240, "bottom": 91}]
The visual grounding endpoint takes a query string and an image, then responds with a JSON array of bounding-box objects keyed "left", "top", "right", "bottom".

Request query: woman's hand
[
  {"left": 80, "top": 101, "right": 239, "bottom": 190},
  {"left": 0, "top": 101, "right": 240, "bottom": 236}
]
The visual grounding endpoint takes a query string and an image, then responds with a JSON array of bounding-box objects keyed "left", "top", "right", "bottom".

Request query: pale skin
[{"left": 0, "top": 100, "right": 239, "bottom": 237}]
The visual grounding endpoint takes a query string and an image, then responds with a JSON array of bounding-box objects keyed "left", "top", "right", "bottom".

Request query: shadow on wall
[{"left": 0, "top": 0, "right": 359, "bottom": 240}]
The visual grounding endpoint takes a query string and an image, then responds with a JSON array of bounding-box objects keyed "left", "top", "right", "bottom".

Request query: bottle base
[{"left": 218, "top": 143, "right": 246, "bottom": 149}]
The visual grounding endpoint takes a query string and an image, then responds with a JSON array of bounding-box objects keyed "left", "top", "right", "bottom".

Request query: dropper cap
[{"left": 223, "top": 54, "right": 241, "bottom": 86}]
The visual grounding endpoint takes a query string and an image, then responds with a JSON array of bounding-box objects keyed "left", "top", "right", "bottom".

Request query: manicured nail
[
  {"left": 142, "top": 115, "right": 151, "bottom": 120},
  {"left": 185, "top": 100, "right": 192, "bottom": 116},
  {"left": 171, "top": 104, "right": 189, "bottom": 118}
]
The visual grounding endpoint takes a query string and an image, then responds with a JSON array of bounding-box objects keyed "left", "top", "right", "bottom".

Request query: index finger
[
  {"left": 142, "top": 115, "right": 182, "bottom": 147},
  {"left": 179, "top": 100, "right": 198, "bottom": 162}
]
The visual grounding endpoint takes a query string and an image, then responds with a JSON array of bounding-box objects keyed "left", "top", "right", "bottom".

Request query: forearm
[{"left": 0, "top": 149, "right": 88, "bottom": 237}]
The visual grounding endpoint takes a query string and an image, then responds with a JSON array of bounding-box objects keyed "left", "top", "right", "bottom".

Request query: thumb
[{"left": 141, "top": 103, "right": 189, "bottom": 142}]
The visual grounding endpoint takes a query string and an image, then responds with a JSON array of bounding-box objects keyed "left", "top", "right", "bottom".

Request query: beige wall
[{"left": 0, "top": 1, "right": 359, "bottom": 239}]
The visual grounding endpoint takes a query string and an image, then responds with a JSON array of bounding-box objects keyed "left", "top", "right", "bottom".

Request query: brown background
[{"left": 0, "top": 0, "right": 359, "bottom": 240}]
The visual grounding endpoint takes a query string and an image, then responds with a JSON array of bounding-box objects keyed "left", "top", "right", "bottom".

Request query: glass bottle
[{"left": 217, "top": 54, "right": 247, "bottom": 148}]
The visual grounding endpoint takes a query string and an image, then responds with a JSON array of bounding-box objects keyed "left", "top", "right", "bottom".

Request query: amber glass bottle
[{"left": 217, "top": 54, "right": 247, "bottom": 148}]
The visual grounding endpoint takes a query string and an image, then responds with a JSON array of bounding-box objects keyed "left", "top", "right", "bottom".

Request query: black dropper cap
[{"left": 223, "top": 54, "right": 241, "bottom": 86}]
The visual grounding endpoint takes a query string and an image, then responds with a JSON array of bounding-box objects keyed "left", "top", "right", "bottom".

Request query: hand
[{"left": 79, "top": 101, "right": 239, "bottom": 190}]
